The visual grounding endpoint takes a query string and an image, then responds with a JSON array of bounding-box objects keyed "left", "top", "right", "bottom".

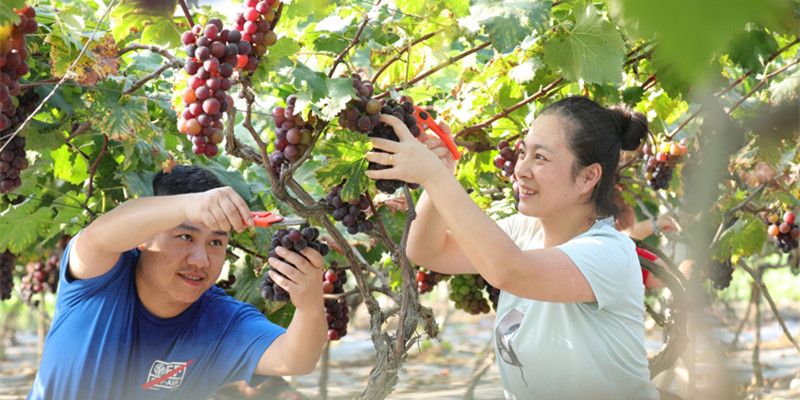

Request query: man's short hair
[{"left": 152, "top": 165, "right": 224, "bottom": 196}]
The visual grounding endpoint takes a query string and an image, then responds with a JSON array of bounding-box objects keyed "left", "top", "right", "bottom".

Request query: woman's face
[{"left": 514, "top": 113, "right": 585, "bottom": 218}]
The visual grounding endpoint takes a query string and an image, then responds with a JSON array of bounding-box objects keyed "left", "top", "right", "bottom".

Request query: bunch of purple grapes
[
  {"left": 415, "top": 268, "right": 448, "bottom": 295},
  {"left": 326, "top": 183, "right": 374, "bottom": 235},
  {"left": 268, "top": 94, "right": 315, "bottom": 175},
  {"left": 322, "top": 264, "right": 349, "bottom": 341},
  {"left": 1, "top": 89, "right": 39, "bottom": 193},
  {"left": 367, "top": 97, "right": 421, "bottom": 193},
  {"left": 338, "top": 74, "right": 382, "bottom": 134},
  {"left": 20, "top": 255, "right": 58, "bottom": 304},
  {"left": 259, "top": 226, "right": 329, "bottom": 302},
  {"left": 493, "top": 139, "right": 519, "bottom": 178},
  {"left": 177, "top": 18, "right": 239, "bottom": 157},
  {"left": 708, "top": 259, "right": 734, "bottom": 291},
  {"left": 232, "top": 0, "right": 281, "bottom": 72},
  {"left": 0, "top": 5, "right": 38, "bottom": 132},
  {"left": 0, "top": 250, "right": 16, "bottom": 301}
]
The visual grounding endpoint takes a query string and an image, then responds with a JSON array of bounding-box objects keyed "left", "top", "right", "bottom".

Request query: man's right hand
[{"left": 183, "top": 187, "right": 253, "bottom": 233}]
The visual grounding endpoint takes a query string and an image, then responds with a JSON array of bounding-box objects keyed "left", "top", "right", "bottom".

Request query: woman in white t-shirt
[{"left": 366, "top": 96, "right": 666, "bottom": 399}]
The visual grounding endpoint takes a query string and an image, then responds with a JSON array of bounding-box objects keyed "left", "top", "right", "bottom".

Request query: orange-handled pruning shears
[
  {"left": 250, "top": 211, "right": 308, "bottom": 228},
  {"left": 411, "top": 105, "right": 460, "bottom": 161}
]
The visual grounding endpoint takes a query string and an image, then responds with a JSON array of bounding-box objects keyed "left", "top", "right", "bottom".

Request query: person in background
[{"left": 28, "top": 165, "right": 327, "bottom": 400}]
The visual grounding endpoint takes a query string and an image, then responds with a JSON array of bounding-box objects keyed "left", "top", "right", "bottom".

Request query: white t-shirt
[{"left": 494, "top": 215, "right": 659, "bottom": 400}]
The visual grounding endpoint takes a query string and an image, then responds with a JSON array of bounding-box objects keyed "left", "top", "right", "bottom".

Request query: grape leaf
[
  {"left": 769, "top": 67, "right": 800, "bottom": 105},
  {"left": 118, "top": 170, "right": 157, "bottom": 198},
  {"left": 0, "top": 201, "right": 53, "bottom": 253},
  {"left": 230, "top": 255, "right": 268, "bottom": 312},
  {"left": 277, "top": 61, "right": 329, "bottom": 101},
  {"left": 612, "top": 0, "right": 788, "bottom": 81},
  {"left": 715, "top": 217, "right": 767, "bottom": 260},
  {"left": 313, "top": 77, "right": 357, "bottom": 122},
  {"left": 47, "top": 32, "right": 121, "bottom": 86},
  {"left": 204, "top": 160, "right": 254, "bottom": 203},
  {"left": 51, "top": 145, "right": 89, "bottom": 185},
  {"left": 110, "top": 0, "right": 180, "bottom": 47},
  {"left": 470, "top": 0, "right": 551, "bottom": 53},
  {"left": 141, "top": 17, "right": 182, "bottom": 48},
  {"left": 314, "top": 129, "right": 370, "bottom": 202},
  {"left": 543, "top": 5, "right": 626, "bottom": 84},
  {"left": 727, "top": 26, "right": 779, "bottom": 72},
  {"left": 90, "top": 86, "right": 151, "bottom": 141},
  {"left": 0, "top": 0, "right": 24, "bottom": 27}
]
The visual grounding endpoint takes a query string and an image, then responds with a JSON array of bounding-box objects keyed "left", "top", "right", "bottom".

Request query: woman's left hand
[{"left": 365, "top": 114, "right": 452, "bottom": 188}]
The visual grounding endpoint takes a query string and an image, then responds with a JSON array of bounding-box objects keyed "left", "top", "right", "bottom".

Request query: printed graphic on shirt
[
  {"left": 142, "top": 359, "right": 194, "bottom": 391},
  {"left": 495, "top": 310, "right": 527, "bottom": 386}
]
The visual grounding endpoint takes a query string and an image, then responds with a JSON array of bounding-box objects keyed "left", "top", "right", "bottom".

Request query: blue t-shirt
[{"left": 28, "top": 239, "right": 286, "bottom": 400}]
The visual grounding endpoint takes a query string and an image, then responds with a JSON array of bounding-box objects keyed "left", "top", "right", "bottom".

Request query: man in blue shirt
[{"left": 28, "top": 165, "right": 327, "bottom": 399}]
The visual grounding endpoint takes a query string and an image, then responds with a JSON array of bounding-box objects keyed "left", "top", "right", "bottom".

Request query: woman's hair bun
[{"left": 610, "top": 106, "right": 648, "bottom": 151}]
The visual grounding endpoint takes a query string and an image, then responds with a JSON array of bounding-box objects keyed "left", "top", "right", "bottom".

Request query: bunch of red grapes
[
  {"left": 415, "top": 268, "right": 448, "bottom": 295},
  {"left": 215, "top": 273, "right": 236, "bottom": 290},
  {"left": 325, "top": 183, "right": 374, "bottom": 235},
  {"left": 765, "top": 211, "right": 799, "bottom": 254},
  {"left": 260, "top": 226, "right": 329, "bottom": 302},
  {"left": 0, "top": 6, "right": 38, "bottom": 194},
  {"left": 268, "top": 94, "right": 315, "bottom": 175},
  {"left": 338, "top": 74, "right": 383, "bottom": 134},
  {"left": 367, "top": 96, "right": 421, "bottom": 193},
  {"left": 0, "top": 250, "right": 16, "bottom": 301},
  {"left": 641, "top": 138, "right": 689, "bottom": 191},
  {"left": 322, "top": 263, "right": 349, "bottom": 340},
  {"left": 449, "top": 274, "right": 491, "bottom": 315},
  {"left": 176, "top": 0, "right": 282, "bottom": 157},
  {"left": 177, "top": 18, "right": 237, "bottom": 157},
  {"left": 20, "top": 255, "right": 58, "bottom": 305},
  {"left": 493, "top": 139, "right": 520, "bottom": 178},
  {"left": 232, "top": 0, "right": 281, "bottom": 69}
]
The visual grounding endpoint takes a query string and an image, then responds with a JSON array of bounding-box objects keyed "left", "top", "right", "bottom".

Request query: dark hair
[
  {"left": 152, "top": 165, "right": 224, "bottom": 196},
  {"left": 540, "top": 96, "right": 648, "bottom": 217}
]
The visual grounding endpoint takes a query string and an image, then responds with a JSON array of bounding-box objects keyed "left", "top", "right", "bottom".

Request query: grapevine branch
[
  {"left": 0, "top": 0, "right": 118, "bottom": 154},
  {"left": 455, "top": 77, "right": 565, "bottom": 139},
  {"left": 726, "top": 58, "right": 800, "bottom": 114},
  {"left": 375, "top": 42, "right": 492, "bottom": 101},
  {"left": 736, "top": 260, "right": 800, "bottom": 354},
  {"left": 327, "top": 1, "right": 381, "bottom": 78},
  {"left": 371, "top": 28, "right": 444, "bottom": 83},
  {"left": 667, "top": 37, "right": 800, "bottom": 139},
  {"left": 83, "top": 134, "right": 108, "bottom": 221}
]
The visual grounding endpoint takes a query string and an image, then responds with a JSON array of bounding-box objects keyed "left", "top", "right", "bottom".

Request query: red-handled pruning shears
[
  {"left": 250, "top": 211, "right": 307, "bottom": 228},
  {"left": 411, "top": 105, "right": 460, "bottom": 160}
]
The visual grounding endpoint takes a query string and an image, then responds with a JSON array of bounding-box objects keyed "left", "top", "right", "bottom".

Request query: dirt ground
[{"left": 2, "top": 300, "right": 798, "bottom": 400}]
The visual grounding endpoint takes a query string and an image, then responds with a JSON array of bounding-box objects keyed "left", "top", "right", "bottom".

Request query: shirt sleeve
[
  {"left": 556, "top": 228, "right": 635, "bottom": 311},
  {"left": 56, "top": 232, "right": 137, "bottom": 309}
]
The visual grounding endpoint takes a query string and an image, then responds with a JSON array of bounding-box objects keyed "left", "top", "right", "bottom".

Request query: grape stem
[{"left": 177, "top": 0, "right": 195, "bottom": 29}]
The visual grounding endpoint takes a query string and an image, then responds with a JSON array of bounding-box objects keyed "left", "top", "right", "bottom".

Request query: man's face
[{"left": 135, "top": 221, "right": 229, "bottom": 318}]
